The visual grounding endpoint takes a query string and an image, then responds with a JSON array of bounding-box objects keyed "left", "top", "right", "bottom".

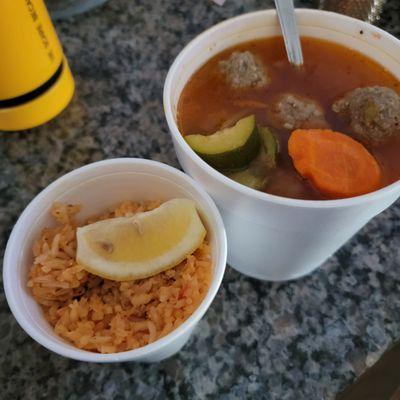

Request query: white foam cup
[
  {"left": 3, "top": 158, "right": 227, "bottom": 362},
  {"left": 164, "top": 9, "right": 400, "bottom": 281}
]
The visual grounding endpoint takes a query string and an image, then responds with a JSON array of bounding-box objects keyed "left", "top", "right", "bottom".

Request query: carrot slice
[{"left": 288, "top": 129, "right": 382, "bottom": 198}]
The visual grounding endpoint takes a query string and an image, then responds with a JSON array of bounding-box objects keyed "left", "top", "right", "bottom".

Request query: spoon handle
[{"left": 274, "top": 0, "right": 304, "bottom": 66}]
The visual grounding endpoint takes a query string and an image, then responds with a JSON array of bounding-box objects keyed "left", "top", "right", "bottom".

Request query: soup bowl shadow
[
  {"left": 164, "top": 9, "right": 400, "bottom": 281},
  {"left": 3, "top": 158, "right": 227, "bottom": 362}
]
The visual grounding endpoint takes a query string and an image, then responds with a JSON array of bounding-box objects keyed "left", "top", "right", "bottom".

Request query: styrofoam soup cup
[
  {"left": 164, "top": 9, "right": 400, "bottom": 281},
  {"left": 3, "top": 159, "right": 227, "bottom": 362}
]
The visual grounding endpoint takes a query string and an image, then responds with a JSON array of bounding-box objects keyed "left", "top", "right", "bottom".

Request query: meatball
[
  {"left": 267, "top": 93, "right": 328, "bottom": 130},
  {"left": 332, "top": 86, "right": 400, "bottom": 143},
  {"left": 219, "top": 51, "right": 269, "bottom": 89}
]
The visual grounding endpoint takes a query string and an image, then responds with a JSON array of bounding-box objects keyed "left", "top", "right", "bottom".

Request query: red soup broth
[{"left": 177, "top": 37, "right": 400, "bottom": 200}]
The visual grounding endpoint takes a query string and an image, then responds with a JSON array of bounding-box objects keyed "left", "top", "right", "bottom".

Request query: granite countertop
[{"left": 1, "top": 0, "right": 400, "bottom": 399}]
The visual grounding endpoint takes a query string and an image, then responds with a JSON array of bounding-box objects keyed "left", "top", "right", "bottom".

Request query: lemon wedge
[{"left": 76, "top": 198, "right": 207, "bottom": 281}]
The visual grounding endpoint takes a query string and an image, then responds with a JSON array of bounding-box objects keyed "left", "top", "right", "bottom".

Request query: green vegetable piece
[
  {"left": 228, "top": 169, "right": 267, "bottom": 190},
  {"left": 185, "top": 115, "right": 260, "bottom": 171},
  {"left": 227, "top": 126, "right": 279, "bottom": 190},
  {"left": 363, "top": 100, "right": 379, "bottom": 122},
  {"left": 258, "top": 126, "right": 278, "bottom": 168}
]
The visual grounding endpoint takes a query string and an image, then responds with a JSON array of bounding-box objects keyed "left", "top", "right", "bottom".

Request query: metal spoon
[{"left": 274, "top": 0, "right": 304, "bottom": 66}]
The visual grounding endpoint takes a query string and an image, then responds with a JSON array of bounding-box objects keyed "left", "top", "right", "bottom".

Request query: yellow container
[{"left": 0, "top": 0, "right": 75, "bottom": 131}]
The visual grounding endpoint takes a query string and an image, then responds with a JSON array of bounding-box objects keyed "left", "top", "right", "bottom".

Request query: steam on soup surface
[{"left": 178, "top": 37, "right": 400, "bottom": 200}]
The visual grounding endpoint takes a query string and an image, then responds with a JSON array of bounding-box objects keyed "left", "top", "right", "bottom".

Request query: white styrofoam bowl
[
  {"left": 164, "top": 9, "right": 400, "bottom": 281},
  {"left": 3, "top": 158, "right": 227, "bottom": 362}
]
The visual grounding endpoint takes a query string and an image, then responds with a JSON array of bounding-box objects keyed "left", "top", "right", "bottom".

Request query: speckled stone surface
[{"left": 1, "top": 1, "right": 400, "bottom": 399}]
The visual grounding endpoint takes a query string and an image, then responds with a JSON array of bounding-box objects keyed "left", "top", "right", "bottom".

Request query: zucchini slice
[
  {"left": 185, "top": 115, "right": 260, "bottom": 171},
  {"left": 258, "top": 126, "right": 278, "bottom": 168},
  {"left": 228, "top": 169, "right": 267, "bottom": 191},
  {"left": 227, "top": 126, "right": 279, "bottom": 191}
]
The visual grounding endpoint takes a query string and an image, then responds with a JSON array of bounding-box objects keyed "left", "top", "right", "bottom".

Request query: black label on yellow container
[{"left": 0, "top": 62, "right": 63, "bottom": 108}]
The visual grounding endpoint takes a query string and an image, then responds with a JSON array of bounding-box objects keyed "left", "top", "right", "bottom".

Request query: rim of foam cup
[
  {"left": 3, "top": 158, "right": 227, "bottom": 362},
  {"left": 164, "top": 9, "right": 400, "bottom": 209}
]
